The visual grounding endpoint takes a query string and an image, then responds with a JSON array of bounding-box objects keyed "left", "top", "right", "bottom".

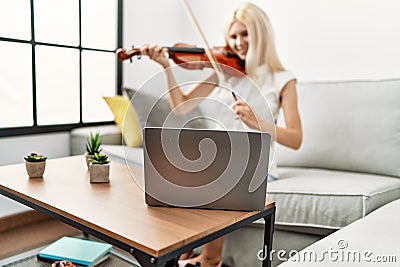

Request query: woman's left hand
[{"left": 232, "top": 100, "right": 261, "bottom": 130}]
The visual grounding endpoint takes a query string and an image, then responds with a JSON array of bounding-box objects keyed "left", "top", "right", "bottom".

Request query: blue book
[{"left": 39, "top": 236, "right": 112, "bottom": 266}]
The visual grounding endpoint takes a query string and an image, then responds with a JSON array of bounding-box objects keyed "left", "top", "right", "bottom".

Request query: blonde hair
[{"left": 224, "top": 2, "right": 285, "bottom": 79}]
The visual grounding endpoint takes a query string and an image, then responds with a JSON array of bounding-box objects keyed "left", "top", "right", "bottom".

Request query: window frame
[{"left": 0, "top": 0, "right": 123, "bottom": 138}]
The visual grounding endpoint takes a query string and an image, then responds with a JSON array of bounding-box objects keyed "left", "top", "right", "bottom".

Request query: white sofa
[
  {"left": 70, "top": 78, "right": 400, "bottom": 267},
  {"left": 279, "top": 199, "right": 400, "bottom": 266}
]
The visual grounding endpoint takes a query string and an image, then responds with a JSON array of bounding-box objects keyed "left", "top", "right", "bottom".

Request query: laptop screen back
[{"left": 143, "top": 127, "right": 270, "bottom": 211}]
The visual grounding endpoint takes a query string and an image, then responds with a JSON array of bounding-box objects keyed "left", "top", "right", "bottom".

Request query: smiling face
[{"left": 227, "top": 20, "right": 249, "bottom": 61}]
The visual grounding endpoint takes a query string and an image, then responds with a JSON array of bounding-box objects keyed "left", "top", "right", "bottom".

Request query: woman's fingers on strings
[
  {"left": 146, "top": 45, "right": 164, "bottom": 60},
  {"left": 147, "top": 45, "right": 155, "bottom": 58},
  {"left": 140, "top": 44, "right": 150, "bottom": 55},
  {"left": 154, "top": 46, "right": 163, "bottom": 54},
  {"left": 162, "top": 47, "right": 169, "bottom": 56},
  {"left": 138, "top": 44, "right": 169, "bottom": 68}
]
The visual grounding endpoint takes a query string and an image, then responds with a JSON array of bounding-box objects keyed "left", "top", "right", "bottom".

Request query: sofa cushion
[
  {"left": 102, "top": 145, "right": 143, "bottom": 166},
  {"left": 279, "top": 199, "right": 400, "bottom": 266},
  {"left": 104, "top": 145, "right": 400, "bottom": 232},
  {"left": 276, "top": 79, "right": 400, "bottom": 178},
  {"left": 123, "top": 87, "right": 206, "bottom": 134},
  {"left": 70, "top": 125, "right": 122, "bottom": 155},
  {"left": 268, "top": 167, "right": 400, "bottom": 231}
]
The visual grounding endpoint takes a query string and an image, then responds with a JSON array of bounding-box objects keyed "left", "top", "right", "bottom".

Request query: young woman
[{"left": 140, "top": 2, "right": 302, "bottom": 267}]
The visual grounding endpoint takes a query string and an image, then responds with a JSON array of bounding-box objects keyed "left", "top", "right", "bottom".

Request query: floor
[
  {"left": 0, "top": 212, "right": 80, "bottom": 259},
  {"left": 0, "top": 211, "right": 141, "bottom": 266}
]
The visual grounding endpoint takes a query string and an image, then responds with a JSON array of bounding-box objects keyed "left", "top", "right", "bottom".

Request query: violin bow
[{"left": 180, "top": 0, "right": 226, "bottom": 84}]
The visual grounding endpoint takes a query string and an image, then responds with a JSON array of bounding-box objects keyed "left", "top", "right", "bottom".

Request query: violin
[{"left": 116, "top": 43, "right": 246, "bottom": 76}]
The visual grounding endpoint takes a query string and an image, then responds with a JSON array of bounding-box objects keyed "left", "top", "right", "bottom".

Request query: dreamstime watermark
[{"left": 257, "top": 239, "right": 398, "bottom": 264}]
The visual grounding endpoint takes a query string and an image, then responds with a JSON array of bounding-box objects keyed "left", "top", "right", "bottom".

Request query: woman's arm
[
  {"left": 164, "top": 67, "right": 219, "bottom": 114},
  {"left": 140, "top": 44, "right": 219, "bottom": 115},
  {"left": 275, "top": 79, "right": 302, "bottom": 149}
]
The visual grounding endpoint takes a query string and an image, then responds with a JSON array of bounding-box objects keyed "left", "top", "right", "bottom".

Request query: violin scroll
[{"left": 116, "top": 47, "right": 141, "bottom": 62}]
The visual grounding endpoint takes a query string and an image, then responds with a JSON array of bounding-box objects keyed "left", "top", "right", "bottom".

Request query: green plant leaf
[
  {"left": 90, "top": 152, "right": 110, "bottom": 164},
  {"left": 86, "top": 131, "right": 103, "bottom": 155},
  {"left": 24, "top": 152, "right": 47, "bottom": 162}
]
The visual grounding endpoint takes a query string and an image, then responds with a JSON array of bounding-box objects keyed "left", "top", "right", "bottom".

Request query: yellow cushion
[{"left": 103, "top": 95, "right": 142, "bottom": 147}]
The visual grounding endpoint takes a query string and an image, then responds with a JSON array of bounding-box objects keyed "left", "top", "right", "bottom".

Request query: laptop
[{"left": 143, "top": 127, "right": 271, "bottom": 211}]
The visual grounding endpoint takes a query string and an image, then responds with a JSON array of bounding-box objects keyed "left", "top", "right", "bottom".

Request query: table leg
[
  {"left": 164, "top": 257, "right": 179, "bottom": 267},
  {"left": 130, "top": 249, "right": 180, "bottom": 267},
  {"left": 262, "top": 209, "right": 275, "bottom": 267}
]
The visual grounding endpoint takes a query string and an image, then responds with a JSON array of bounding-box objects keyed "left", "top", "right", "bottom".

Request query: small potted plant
[
  {"left": 89, "top": 153, "right": 110, "bottom": 183},
  {"left": 85, "top": 131, "right": 103, "bottom": 168},
  {"left": 24, "top": 153, "right": 47, "bottom": 178}
]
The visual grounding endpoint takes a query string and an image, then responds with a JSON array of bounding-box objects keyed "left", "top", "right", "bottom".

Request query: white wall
[
  {"left": 123, "top": 0, "right": 400, "bottom": 87},
  {"left": 0, "top": 133, "right": 70, "bottom": 217}
]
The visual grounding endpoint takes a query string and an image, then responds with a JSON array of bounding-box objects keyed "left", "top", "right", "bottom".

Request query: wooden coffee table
[{"left": 0, "top": 156, "right": 275, "bottom": 267}]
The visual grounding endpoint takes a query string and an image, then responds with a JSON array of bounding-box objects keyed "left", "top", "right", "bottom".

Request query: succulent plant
[
  {"left": 85, "top": 131, "right": 103, "bottom": 155},
  {"left": 90, "top": 153, "right": 110, "bottom": 165},
  {"left": 24, "top": 153, "right": 47, "bottom": 162}
]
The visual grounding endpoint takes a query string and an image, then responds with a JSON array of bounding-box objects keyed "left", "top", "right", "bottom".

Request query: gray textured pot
[
  {"left": 89, "top": 163, "right": 110, "bottom": 183},
  {"left": 25, "top": 161, "right": 46, "bottom": 178}
]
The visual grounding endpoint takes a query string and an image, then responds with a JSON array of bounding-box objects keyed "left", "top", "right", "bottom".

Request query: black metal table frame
[{"left": 1, "top": 189, "right": 275, "bottom": 267}]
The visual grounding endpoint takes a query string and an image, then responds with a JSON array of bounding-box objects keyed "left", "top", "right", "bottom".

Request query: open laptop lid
[{"left": 143, "top": 127, "right": 271, "bottom": 211}]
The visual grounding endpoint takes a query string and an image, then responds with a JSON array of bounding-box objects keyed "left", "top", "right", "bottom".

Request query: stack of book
[{"left": 38, "top": 236, "right": 112, "bottom": 266}]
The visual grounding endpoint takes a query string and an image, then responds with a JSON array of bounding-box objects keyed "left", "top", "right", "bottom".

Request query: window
[{"left": 0, "top": 0, "right": 122, "bottom": 136}]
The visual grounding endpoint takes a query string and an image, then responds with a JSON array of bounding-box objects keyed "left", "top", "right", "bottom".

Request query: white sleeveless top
[{"left": 202, "top": 68, "right": 296, "bottom": 178}]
